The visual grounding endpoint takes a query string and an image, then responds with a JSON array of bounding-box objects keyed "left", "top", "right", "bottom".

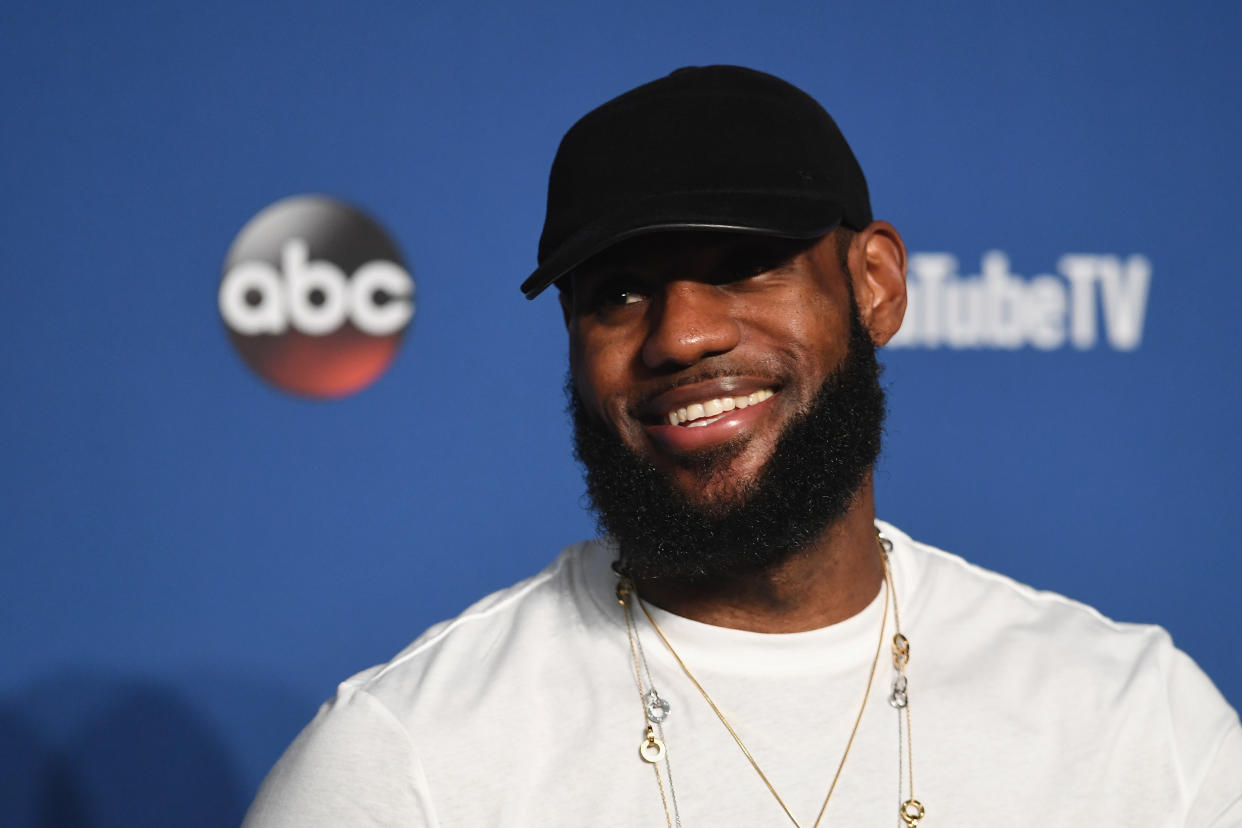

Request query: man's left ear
[{"left": 848, "top": 221, "right": 907, "bottom": 346}]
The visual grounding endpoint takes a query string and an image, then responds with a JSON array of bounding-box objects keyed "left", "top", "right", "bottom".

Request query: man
[{"left": 245, "top": 66, "right": 1240, "bottom": 826}]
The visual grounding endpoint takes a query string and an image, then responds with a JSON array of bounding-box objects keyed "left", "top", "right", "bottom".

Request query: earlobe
[{"left": 850, "top": 221, "right": 907, "bottom": 346}]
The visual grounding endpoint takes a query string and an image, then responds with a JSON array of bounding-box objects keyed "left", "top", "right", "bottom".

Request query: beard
[{"left": 570, "top": 298, "right": 886, "bottom": 584}]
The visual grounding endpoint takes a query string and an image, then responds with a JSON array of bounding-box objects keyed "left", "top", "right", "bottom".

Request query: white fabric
[{"left": 244, "top": 522, "right": 1242, "bottom": 826}]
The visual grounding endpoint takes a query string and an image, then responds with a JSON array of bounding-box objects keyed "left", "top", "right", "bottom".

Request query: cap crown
[{"left": 523, "top": 66, "right": 872, "bottom": 299}]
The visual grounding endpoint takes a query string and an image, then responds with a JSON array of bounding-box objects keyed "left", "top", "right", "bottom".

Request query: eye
[
  {"left": 713, "top": 239, "right": 806, "bottom": 284},
  {"left": 610, "top": 288, "right": 646, "bottom": 306},
  {"left": 577, "top": 273, "right": 651, "bottom": 314}
]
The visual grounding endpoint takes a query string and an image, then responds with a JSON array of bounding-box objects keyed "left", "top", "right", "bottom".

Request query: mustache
[{"left": 629, "top": 362, "right": 788, "bottom": 408}]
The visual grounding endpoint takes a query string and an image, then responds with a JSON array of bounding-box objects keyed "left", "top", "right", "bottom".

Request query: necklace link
[
  {"left": 889, "top": 674, "right": 909, "bottom": 709},
  {"left": 892, "top": 632, "right": 910, "bottom": 668}
]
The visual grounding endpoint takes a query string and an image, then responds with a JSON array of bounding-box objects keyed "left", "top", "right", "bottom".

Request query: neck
[{"left": 632, "top": 480, "right": 885, "bottom": 633}]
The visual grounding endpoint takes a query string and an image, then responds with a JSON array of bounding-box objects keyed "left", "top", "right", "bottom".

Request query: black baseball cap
[{"left": 521, "top": 65, "right": 873, "bottom": 299}]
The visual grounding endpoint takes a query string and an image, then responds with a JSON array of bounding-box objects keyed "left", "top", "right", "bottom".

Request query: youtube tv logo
[{"left": 219, "top": 196, "right": 414, "bottom": 398}]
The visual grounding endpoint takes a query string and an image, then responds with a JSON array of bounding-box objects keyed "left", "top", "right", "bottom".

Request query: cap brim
[{"left": 521, "top": 190, "right": 845, "bottom": 299}]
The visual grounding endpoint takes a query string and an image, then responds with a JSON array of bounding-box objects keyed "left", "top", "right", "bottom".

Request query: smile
[{"left": 667, "top": 389, "right": 776, "bottom": 427}]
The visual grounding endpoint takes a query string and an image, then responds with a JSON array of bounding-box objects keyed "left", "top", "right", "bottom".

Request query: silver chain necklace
[{"left": 616, "top": 531, "right": 924, "bottom": 827}]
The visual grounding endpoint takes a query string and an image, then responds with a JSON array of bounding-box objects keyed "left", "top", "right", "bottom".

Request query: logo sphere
[{"left": 220, "top": 196, "right": 414, "bottom": 398}]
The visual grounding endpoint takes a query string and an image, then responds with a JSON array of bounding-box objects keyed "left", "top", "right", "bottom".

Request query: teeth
[{"left": 667, "top": 389, "right": 774, "bottom": 426}]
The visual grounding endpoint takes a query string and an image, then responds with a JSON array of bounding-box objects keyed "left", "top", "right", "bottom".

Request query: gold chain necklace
[{"left": 617, "top": 532, "right": 924, "bottom": 827}]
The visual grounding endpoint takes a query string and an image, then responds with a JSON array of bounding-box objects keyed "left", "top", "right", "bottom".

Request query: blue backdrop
[{"left": 3, "top": 2, "right": 1239, "bottom": 824}]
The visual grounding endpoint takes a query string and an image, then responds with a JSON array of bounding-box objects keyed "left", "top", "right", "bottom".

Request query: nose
[{"left": 641, "top": 281, "right": 741, "bottom": 371}]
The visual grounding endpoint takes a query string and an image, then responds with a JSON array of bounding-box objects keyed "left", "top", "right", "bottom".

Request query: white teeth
[
  {"left": 686, "top": 414, "right": 725, "bottom": 428},
  {"left": 666, "top": 389, "right": 774, "bottom": 426}
]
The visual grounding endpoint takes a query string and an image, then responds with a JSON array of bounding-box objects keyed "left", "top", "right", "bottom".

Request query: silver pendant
[
  {"left": 889, "top": 674, "right": 908, "bottom": 708},
  {"left": 645, "top": 688, "right": 670, "bottom": 722}
]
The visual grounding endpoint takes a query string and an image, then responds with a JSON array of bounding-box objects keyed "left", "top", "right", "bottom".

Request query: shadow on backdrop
[{"left": 1, "top": 672, "right": 310, "bottom": 828}]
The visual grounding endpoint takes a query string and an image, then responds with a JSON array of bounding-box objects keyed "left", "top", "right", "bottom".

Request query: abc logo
[{"left": 219, "top": 196, "right": 414, "bottom": 398}]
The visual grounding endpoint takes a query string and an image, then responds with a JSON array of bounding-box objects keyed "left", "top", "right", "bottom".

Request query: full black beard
[{"left": 570, "top": 301, "right": 886, "bottom": 584}]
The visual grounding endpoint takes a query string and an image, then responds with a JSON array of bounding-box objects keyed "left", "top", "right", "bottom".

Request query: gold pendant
[
  {"left": 900, "top": 799, "right": 925, "bottom": 827},
  {"left": 638, "top": 725, "right": 666, "bottom": 763}
]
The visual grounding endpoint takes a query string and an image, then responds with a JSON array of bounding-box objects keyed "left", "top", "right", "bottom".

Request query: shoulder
[
  {"left": 245, "top": 539, "right": 624, "bottom": 826},
  {"left": 335, "top": 538, "right": 619, "bottom": 723},
  {"left": 880, "top": 520, "right": 1241, "bottom": 821},
  {"left": 880, "top": 519, "right": 1174, "bottom": 658},
  {"left": 881, "top": 519, "right": 1227, "bottom": 700}
]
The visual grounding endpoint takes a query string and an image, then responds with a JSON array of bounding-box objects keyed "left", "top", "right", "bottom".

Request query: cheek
[
  {"left": 757, "top": 296, "right": 848, "bottom": 374},
  {"left": 568, "top": 331, "right": 630, "bottom": 422}
]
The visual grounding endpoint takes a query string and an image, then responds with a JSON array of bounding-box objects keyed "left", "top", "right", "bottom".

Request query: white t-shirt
[{"left": 244, "top": 522, "right": 1242, "bottom": 826}]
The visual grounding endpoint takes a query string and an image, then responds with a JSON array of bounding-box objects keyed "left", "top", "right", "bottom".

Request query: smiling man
[
  {"left": 564, "top": 228, "right": 898, "bottom": 632},
  {"left": 245, "top": 66, "right": 1240, "bottom": 827}
]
